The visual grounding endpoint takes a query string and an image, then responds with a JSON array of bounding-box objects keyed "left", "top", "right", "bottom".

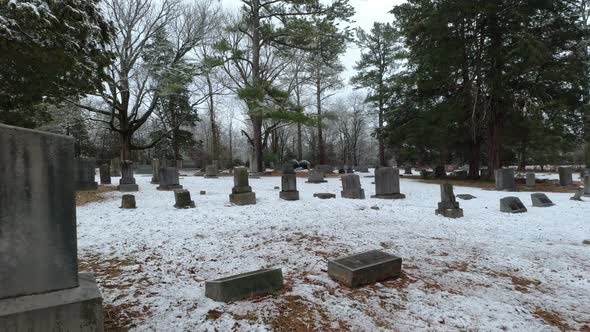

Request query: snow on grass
[{"left": 78, "top": 171, "right": 590, "bottom": 331}]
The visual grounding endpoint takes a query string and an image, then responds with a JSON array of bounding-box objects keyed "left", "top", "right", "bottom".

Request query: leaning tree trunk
[{"left": 316, "top": 73, "right": 326, "bottom": 164}]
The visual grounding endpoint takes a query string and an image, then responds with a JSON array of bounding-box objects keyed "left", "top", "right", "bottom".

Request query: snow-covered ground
[{"left": 78, "top": 171, "right": 590, "bottom": 331}]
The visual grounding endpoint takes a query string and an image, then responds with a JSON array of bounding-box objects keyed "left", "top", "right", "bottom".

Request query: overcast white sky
[{"left": 218, "top": 0, "right": 404, "bottom": 85}]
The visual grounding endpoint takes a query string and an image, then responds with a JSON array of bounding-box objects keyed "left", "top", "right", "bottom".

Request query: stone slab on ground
[
  {"left": 457, "top": 194, "right": 476, "bottom": 200},
  {"left": 328, "top": 250, "right": 402, "bottom": 288},
  {"left": 500, "top": 197, "right": 527, "bottom": 213},
  {"left": 531, "top": 193, "right": 554, "bottom": 207},
  {"left": 205, "top": 268, "right": 283, "bottom": 302},
  {"left": 0, "top": 273, "right": 103, "bottom": 332},
  {"left": 279, "top": 191, "right": 299, "bottom": 201},
  {"left": 314, "top": 193, "right": 336, "bottom": 199},
  {"left": 230, "top": 192, "right": 256, "bottom": 205}
]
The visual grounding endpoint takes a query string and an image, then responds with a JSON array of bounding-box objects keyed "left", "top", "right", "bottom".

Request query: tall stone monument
[
  {"left": 118, "top": 160, "right": 139, "bottom": 192},
  {"left": 151, "top": 158, "right": 160, "bottom": 184},
  {"left": 157, "top": 167, "right": 183, "bottom": 191},
  {"left": 495, "top": 168, "right": 516, "bottom": 191},
  {"left": 435, "top": 183, "right": 464, "bottom": 218},
  {"left": 341, "top": 174, "right": 365, "bottom": 199},
  {"left": 371, "top": 167, "right": 405, "bottom": 199},
  {"left": 99, "top": 163, "right": 111, "bottom": 185},
  {"left": 558, "top": 167, "right": 573, "bottom": 186},
  {"left": 229, "top": 166, "right": 256, "bottom": 205},
  {"left": 75, "top": 158, "right": 98, "bottom": 191},
  {"left": 0, "top": 124, "right": 103, "bottom": 330},
  {"left": 279, "top": 164, "right": 299, "bottom": 201}
]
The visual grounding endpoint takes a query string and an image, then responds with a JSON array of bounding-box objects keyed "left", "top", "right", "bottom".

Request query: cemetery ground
[{"left": 77, "top": 171, "right": 590, "bottom": 331}]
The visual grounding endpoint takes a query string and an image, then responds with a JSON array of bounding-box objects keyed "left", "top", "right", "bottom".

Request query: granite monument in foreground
[
  {"left": 435, "top": 183, "right": 464, "bottom": 218},
  {"left": 279, "top": 164, "right": 299, "bottom": 200},
  {"left": 229, "top": 166, "right": 256, "bottom": 205},
  {"left": 0, "top": 124, "right": 103, "bottom": 331},
  {"left": 371, "top": 167, "right": 405, "bottom": 199},
  {"left": 157, "top": 167, "right": 183, "bottom": 191},
  {"left": 118, "top": 160, "right": 139, "bottom": 192}
]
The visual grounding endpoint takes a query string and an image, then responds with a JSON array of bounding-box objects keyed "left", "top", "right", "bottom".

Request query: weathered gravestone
[
  {"left": 229, "top": 167, "right": 256, "bottom": 205},
  {"left": 120, "top": 194, "right": 137, "bottom": 209},
  {"left": 99, "top": 164, "right": 111, "bottom": 185},
  {"left": 316, "top": 164, "right": 333, "bottom": 175},
  {"left": 404, "top": 166, "right": 412, "bottom": 175},
  {"left": 558, "top": 167, "right": 573, "bottom": 186},
  {"left": 118, "top": 160, "right": 139, "bottom": 192},
  {"left": 435, "top": 183, "right": 464, "bottom": 218},
  {"left": 200, "top": 190, "right": 206, "bottom": 195},
  {"left": 0, "top": 124, "right": 103, "bottom": 331},
  {"left": 157, "top": 167, "right": 183, "bottom": 191},
  {"left": 571, "top": 188, "right": 584, "bottom": 201},
  {"left": 151, "top": 158, "right": 160, "bottom": 184},
  {"left": 205, "top": 164, "right": 219, "bottom": 178},
  {"left": 495, "top": 168, "right": 516, "bottom": 191},
  {"left": 584, "top": 175, "right": 590, "bottom": 197},
  {"left": 314, "top": 193, "right": 336, "bottom": 199},
  {"left": 371, "top": 167, "right": 405, "bottom": 199},
  {"left": 174, "top": 189, "right": 195, "bottom": 208},
  {"left": 328, "top": 250, "right": 402, "bottom": 288},
  {"left": 341, "top": 174, "right": 365, "bottom": 199},
  {"left": 526, "top": 173, "right": 535, "bottom": 187},
  {"left": 75, "top": 158, "right": 98, "bottom": 191},
  {"left": 135, "top": 164, "right": 152, "bottom": 174},
  {"left": 111, "top": 157, "right": 121, "bottom": 176},
  {"left": 355, "top": 165, "right": 369, "bottom": 173},
  {"left": 500, "top": 196, "right": 527, "bottom": 213},
  {"left": 307, "top": 169, "right": 327, "bottom": 183},
  {"left": 279, "top": 164, "right": 299, "bottom": 201},
  {"left": 205, "top": 268, "right": 283, "bottom": 302},
  {"left": 531, "top": 193, "right": 554, "bottom": 207}
]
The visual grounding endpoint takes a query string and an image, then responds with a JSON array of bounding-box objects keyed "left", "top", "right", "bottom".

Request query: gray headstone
[
  {"left": 205, "top": 164, "right": 218, "bottom": 178},
  {"left": 584, "top": 175, "right": 590, "bottom": 196},
  {"left": 531, "top": 193, "right": 554, "bottom": 207},
  {"left": 341, "top": 174, "right": 365, "bottom": 199},
  {"left": 174, "top": 189, "right": 195, "bottom": 209},
  {"left": 495, "top": 168, "right": 516, "bottom": 191},
  {"left": 230, "top": 167, "right": 256, "bottom": 205},
  {"left": 404, "top": 167, "right": 412, "bottom": 175},
  {"left": 500, "top": 196, "right": 527, "bottom": 213},
  {"left": 314, "top": 193, "right": 336, "bottom": 199},
  {"left": 328, "top": 250, "right": 402, "bottom": 288},
  {"left": 435, "top": 183, "right": 463, "bottom": 218},
  {"left": 205, "top": 268, "right": 283, "bottom": 302},
  {"left": 371, "top": 167, "right": 405, "bottom": 199},
  {"left": 135, "top": 164, "right": 152, "bottom": 174},
  {"left": 558, "top": 167, "right": 573, "bottom": 186},
  {"left": 75, "top": 158, "right": 97, "bottom": 191},
  {"left": 525, "top": 173, "right": 535, "bottom": 187},
  {"left": 120, "top": 194, "right": 136, "bottom": 209},
  {"left": 279, "top": 173, "right": 299, "bottom": 201},
  {"left": 307, "top": 169, "right": 327, "bottom": 183},
  {"left": 157, "top": 167, "right": 182, "bottom": 191},
  {"left": 571, "top": 188, "right": 584, "bottom": 201},
  {"left": 99, "top": 164, "right": 111, "bottom": 185},
  {"left": 0, "top": 124, "right": 103, "bottom": 330},
  {"left": 151, "top": 159, "right": 160, "bottom": 184},
  {"left": 355, "top": 165, "right": 369, "bottom": 173},
  {"left": 118, "top": 160, "right": 138, "bottom": 192}
]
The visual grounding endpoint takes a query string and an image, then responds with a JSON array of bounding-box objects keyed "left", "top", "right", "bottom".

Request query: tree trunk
[
  {"left": 120, "top": 132, "right": 132, "bottom": 161},
  {"left": 207, "top": 73, "right": 219, "bottom": 159},
  {"left": 468, "top": 139, "right": 480, "bottom": 179},
  {"left": 316, "top": 72, "right": 325, "bottom": 164}
]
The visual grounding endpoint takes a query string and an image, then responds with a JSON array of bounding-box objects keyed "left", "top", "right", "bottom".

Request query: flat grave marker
[{"left": 328, "top": 250, "right": 402, "bottom": 288}]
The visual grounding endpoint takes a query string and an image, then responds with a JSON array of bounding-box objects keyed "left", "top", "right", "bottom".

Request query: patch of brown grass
[
  {"left": 533, "top": 308, "right": 571, "bottom": 331},
  {"left": 76, "top": 185, "right": 116, "bottom": 206},
  {"left": 268, "top": 295, "right": 350, "bottom": 332},
  {"left": 104, "top": 301, "right": 151, "bottom": 331}
]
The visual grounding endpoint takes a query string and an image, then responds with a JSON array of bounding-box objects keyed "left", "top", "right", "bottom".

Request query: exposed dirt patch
[
  {"left": 533, "top": 308, "right": 571, "bottom": 331},
  {"left": 104, "top": 301, "right": 150, "bottom": 331},
  {"left": 76, "top": 185, "right": 116, "bottom": 206},
  {"left": 267, "top": 295, "right": 350, "bottom": 332}
]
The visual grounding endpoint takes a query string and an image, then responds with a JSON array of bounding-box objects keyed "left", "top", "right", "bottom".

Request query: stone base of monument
[
  {"left": 371, "top": 193, "right": 406, "bottom": 199},
  {"left": 205, "top": 268, "right": 283, "bottom": 302},
  {"left": 157, "top": 184, "right": 183, "bottom": 191},
  {"left": 435, "top": 208, "right": 464, "bottom": 218},
  {"left": 531, "top": 193, "right": 554, "bottom": 207},
  {"left": 229, "top": 192, "right": 256, "bottom": 205},
  {"left": 76, "top": 182, "right": 98, "bottom": 191},
  {"left": 0, "top": 273, "right": 103, "bottom": 331},
  {"left": 314, "top": 193, "right": 336, "bottom": 199},
  {"left": 117, "top": 183, "right": 139, "bottom": 192},
  {"left": 341, "top": 189, "right": 365, "bottom": 199},
  {"left": 328, "top": 250, "right": 402, "bottom": 288},
  {"left": 500, "top": 197, "right": 527, "bottom": 213},
  {"left": 306, "top": 179, "right": 327, "bottom": 183},
  {"left": 279, "top": 191, "right": 299, "bottom": 201}
]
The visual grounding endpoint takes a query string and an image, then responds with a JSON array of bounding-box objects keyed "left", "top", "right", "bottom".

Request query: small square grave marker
[
  {"left": 328, "top": 250, "right": 402, "bottom": 288},
  {"left": 500, "top": 197, "right": 527, "bottom": 213},
  {"left": 530, "top": 193, "right": 554, "bottom": 207},
  {"left": 205, "top": 268, "right": 283, "bottom": 302}
]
